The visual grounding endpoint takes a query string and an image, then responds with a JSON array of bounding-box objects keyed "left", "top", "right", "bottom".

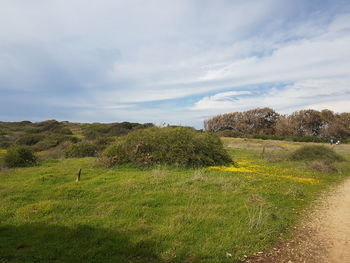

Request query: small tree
[{"left": 4, "top": 146, "right": 38, "bottom": 168}]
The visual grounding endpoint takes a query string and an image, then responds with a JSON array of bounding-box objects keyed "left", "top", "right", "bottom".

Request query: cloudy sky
[{"left": 1, "top": 0, "right": 350, "bottom": 128}]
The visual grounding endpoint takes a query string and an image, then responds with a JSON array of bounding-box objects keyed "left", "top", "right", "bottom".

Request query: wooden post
[
  {"left": 261, "top": 145, "right": 266, "bottom": 158},
  {"left": 76, "top": 168, "right": 82, "bottom": 182}
]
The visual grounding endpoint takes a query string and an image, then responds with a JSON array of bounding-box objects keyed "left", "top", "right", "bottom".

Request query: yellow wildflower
[
  {"left": 208, "top": 165, "right": 253, "bottom": 173},
  {"left": 209, "top": 159, "right": 319, "bottom": 184}
]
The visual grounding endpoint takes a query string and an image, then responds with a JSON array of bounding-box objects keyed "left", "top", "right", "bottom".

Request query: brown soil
[{"left": 246, "top": 178, "right": 350, "bottom": 263}]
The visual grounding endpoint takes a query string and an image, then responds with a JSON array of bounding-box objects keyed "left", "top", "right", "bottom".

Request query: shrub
[
  {"left": 0, "top": 140, "right": 11, "bottom": 149},
  {"left": 216, "top": 130, "right": 243, "bottom": 138},
  {"left": 96, "top": 156, "right": 117, "bottom": 168},
  {"left": 216, "top": 131, "right": 332, "bottom": 143},
  {"left": 38, "top": 141, "right": 73, "bottom": 160},
  {"left": 103, "top": 127, "right": 232, "bottom": 167},
  {"left": 54, "top": 127, "right": 73, "bottom": 135},
  {"left": 33, "top": 135, "right": 80, "bottom": 151},
  {"left": 93, "top": 137, "right": 115, "bottom": 151},
  {"left": 16, "top": 134, "right": 44, "bottom": 146},
  {"left": 4, "top": 146, "right": 38, "bottom": 168},
  {"left": 289, "top": 145, "right": 344, "bottom": 162},
  {"left": 82, "top": 122, "right": 155, "bottom": 139},
  {"left": 35, "top": 120, "right": 72, "bottom": 134},
  {"left": 307, "top": 160, "right": 339, "bottom": 173},
  {"left": 65, "top": 142, "right": 99, "bottom": 158}
]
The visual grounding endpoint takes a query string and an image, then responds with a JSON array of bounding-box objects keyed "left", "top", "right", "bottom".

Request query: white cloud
[
  {"left": 192, "top": 91, "right": 252, "bottom": 110},
  {"left": 192, "top": 77, "right": 350, "bottom": 114},
  {"left": 94, "top": 9, "right": 350, "bottom": 104}
]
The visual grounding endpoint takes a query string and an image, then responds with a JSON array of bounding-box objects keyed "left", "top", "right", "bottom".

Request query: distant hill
[{"left": 0, "top": 120, "right": 154, "bottom": 150}]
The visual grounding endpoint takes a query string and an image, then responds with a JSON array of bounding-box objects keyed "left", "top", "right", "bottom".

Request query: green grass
[{"left": 0, "top": 139, "right": 349, "bottom": 262}]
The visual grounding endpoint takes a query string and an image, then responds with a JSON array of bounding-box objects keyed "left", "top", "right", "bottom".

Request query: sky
[{"left": 1, "top": 0, "right": 350, "bottom": 128}]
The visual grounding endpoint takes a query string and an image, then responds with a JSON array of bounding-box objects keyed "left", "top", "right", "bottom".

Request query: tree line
[{"left": 204, "top": 108, "right": 350, "bottom": 138}]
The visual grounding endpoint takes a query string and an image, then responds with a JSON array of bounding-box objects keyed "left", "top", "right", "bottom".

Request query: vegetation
[
  {"left": 216, "top": 131, "right": 331, "bottom": 143},
  {"left": 82, "top": 122, "right": 154, "bottom": 139},
  {"left": 205, "top": 108, "right": 350, "bottom": 140},
  {"left": 0, "top": 120, "right": 153, "bottom": 160},
  {"left": 0, "top": 114, "right": 349, "bottom": 262},
  {"left": 3, "top": 146, "right": 37, "bottom": 168},
  {"left": 103, "top": 126, "right": 232, "bottom": 167},
  {"left": 16, "top": 134, "right": 45, "bottom": 146},
  {"left": 0, "top": 138, "right": 349, "bottom": 262},
  {"left": 65, "top": 142, "right": 99, "bottom": 158},
  {"left": 289, "top": 145, "right": 344, "bottom": 162},
  {"left": 306, "top": 160, "right": 339, "bottom": 173}
]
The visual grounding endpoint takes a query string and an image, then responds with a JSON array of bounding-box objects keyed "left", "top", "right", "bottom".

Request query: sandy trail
[{"left": 246, "top": 178, "right": 350, "bottom": 263}]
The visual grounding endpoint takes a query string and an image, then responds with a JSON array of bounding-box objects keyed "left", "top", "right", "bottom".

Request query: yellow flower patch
[
  {"left": 209, "top": 159, "right": 319, "bottom": 184},
  {"left": 209, "top": 165, "right": 254, "bottom": 173},
  {"left": 0, "top": 149, "right": 7, "bottom": 155},
  {"left": 278, "top": 175, "right": 318, "bottom": 184}
]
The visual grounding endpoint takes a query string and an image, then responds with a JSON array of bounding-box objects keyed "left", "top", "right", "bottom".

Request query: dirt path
[{"left": 246, "top": 178, "right": 350, "bottom": 263}]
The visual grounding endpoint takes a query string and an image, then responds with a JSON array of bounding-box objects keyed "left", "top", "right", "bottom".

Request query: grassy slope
[{"left": 0, "top": 139, "right": 349, "bottom": 263}]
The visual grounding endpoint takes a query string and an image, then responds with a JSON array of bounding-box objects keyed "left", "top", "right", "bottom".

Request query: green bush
[
  {"left": 16, "top": 134, "right": 44, "bottom": 146},
  {"left": 35, "top": 120, "right": 71, "bottom": 134},
  {"left": 289, "top": 145, "right": 344, "bottom": 162},
  {"left": 0, "top": 140, "right": 11, "bottom": 149},
  {"left": 103, "top": 127, "right": 232, "bottom": 167},
  {"left": 93, "top": 137, "right": 115, "bottom": 151},
  {"left": 4, "top": 146, "right": 38, "bottom": 168},
  {"left": 33, "top": 135, "right": 80, "bottom": 151},
  {"left": 82, "top": 122, "right": 155, "bottom": 139},
  {"left": 65, "top": 142, "right": 99, "bottom": 158},
  {"left": 38, "top": 141, "right": 73, "bottom": 160}
]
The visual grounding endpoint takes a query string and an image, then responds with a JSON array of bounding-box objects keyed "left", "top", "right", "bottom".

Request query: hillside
[{"left": 0, "top": 120, "right": 154, "bottom": 161}]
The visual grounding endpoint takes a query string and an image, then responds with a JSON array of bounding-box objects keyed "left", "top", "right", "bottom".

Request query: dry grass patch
[{"left": 307, "top": 160, "right": 339, "bottom": 174}]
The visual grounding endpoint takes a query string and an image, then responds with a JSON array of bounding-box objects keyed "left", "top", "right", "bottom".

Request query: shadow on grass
[{"left": 0, "top": 223, "right": 161, "bottom": 263}]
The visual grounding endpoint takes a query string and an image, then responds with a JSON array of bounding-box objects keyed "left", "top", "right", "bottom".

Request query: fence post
[{"left": 76, "top": 168, "right": 82, "bottom": 182}]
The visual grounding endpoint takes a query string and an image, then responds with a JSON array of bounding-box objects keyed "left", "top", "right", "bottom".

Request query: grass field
[{"left": 0, "top": 138, "right": 349, "bottom": 262}]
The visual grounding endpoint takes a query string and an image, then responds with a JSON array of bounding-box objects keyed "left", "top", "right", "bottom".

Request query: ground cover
[{"left": 0, "top": 138, "right": 349, "bottom": 262}]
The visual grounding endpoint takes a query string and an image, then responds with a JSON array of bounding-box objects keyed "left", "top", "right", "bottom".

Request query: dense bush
[
  {"left": 4, "top": 146, "right": 38, "bottom": 168},
  {"left": 0, "top": 136, "right": 11, "bottom": 148},
  {"left": 93, "top": 137, "right": 115, "bottom": 151},
  {"left": 289, "top": 145, "right": 344, "bottom": 162},
  {"left": 37, "top": 141, "right": 73, "bottom": 160},
  {"left": 16, "top": 134, "right": 44, "bottom": 146},
  {"left": 82, "top": 122, "right": 155, "bottom": 139},
  {"left": 33, "top": 135, "right": 80, "bottom": 151},
  {"left": 103, "top": 127, "right": 232, "bottom": 167},
  {"left": 65, "top": 142, "right": 99, "bottom": 158},
  {"left": 35, "top": 120, "right": 72, "bottom": 134},
  {"left": 216, "top": 130, "right": 330, "bottom": 143},
  {"left": 82, "top": 123, "right": 110, "bottom": 139}
]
